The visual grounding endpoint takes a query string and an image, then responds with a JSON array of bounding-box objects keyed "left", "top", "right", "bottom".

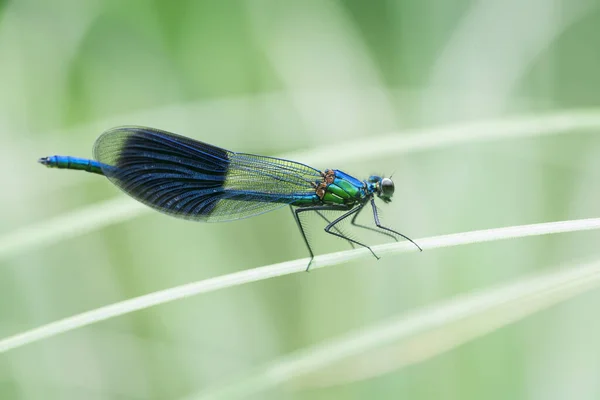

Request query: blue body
[
  {"left": 40, "top": 127, "right": 371, "bottom": 221},
  {"left": 39, "top": 126, "right": 423, "bottom": 267}
]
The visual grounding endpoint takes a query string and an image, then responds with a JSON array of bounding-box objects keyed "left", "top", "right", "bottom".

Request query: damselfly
[{"left": 39, "top": 127, "right": 421, "bottom": 269}]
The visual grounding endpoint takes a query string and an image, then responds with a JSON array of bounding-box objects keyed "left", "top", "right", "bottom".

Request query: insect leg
[
  {"left": 369, "top": 198, "right": 422, "bottom": 251},
  {"left": 316, "top": 210, "right": 355, "bottom": 249},
  {"left": 293, "top": 205, "right": 349, "bottom": 271},
  {"left": 324, "top": 205, "right": 380, "bottom": 260},
  {"left": 290, "top": 206, "right": 315, "bottom": 268},
  {"left": 350, "top": 203, "right": 397, "bottom": 241}
]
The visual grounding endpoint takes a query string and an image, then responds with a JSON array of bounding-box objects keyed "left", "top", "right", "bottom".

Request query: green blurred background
[{"left": 1, "top": 0, "right": 600, "bottom": 399}]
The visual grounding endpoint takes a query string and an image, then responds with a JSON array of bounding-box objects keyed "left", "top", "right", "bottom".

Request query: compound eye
[{"left": 380, "top": 178, "right": 394, "bottom": 197}]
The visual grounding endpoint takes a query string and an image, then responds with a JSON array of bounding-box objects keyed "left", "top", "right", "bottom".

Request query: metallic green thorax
[
  {"left": 287, "top": 169, "right": 368, "bottom": 208},
  {"left": 322, "top": 176, "right": 363, "bottom": 205}
]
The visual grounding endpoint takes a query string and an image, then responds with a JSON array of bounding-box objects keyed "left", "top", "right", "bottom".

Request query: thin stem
[{"left": 0, "top": 217, "right": 599, "bottom": 354}]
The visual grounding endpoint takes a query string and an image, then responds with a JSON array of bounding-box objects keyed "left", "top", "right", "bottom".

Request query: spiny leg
[
  {"left": 292, "top": 205, "right": 350, "bottom": 271},
  {"left": 369, "top": 198, "right": 423, "bottom": 251},
  {"left": 350, "top": 202, "right": 397, "bottom": 241},
  {"left": 315, "top": 210, "right": 355, "bottom": 249},
  {"left": 290, "top": 206, "right": 314, "bottom": 270},
  {"left": 324, "top": 205, "right": 380, "bottom": 260}
]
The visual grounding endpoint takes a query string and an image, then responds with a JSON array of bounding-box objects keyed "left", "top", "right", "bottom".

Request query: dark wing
[{"left": 93, "top": 126, "right": 322, "bottom": 222}]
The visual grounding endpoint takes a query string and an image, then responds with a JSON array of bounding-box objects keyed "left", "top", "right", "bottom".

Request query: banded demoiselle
[{"left": 39, "top": 126, "right": 421, "bottom": 269}]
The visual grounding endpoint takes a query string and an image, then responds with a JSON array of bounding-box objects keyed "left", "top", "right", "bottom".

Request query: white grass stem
[
  {"left": 0, "top": 217, "right": 599, "bottom": 354},
  {"left": 1, "top": 109, "right": 599, "bottom": 262}
]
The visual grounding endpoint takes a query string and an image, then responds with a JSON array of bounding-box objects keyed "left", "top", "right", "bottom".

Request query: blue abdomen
[{"left": 38, "top": 156, "right": 107, "bottom": 175}]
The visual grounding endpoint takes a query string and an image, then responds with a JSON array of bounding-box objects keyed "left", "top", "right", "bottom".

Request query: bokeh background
[{"left": 1, "top": 0, "right": 600, "bottom": 399}]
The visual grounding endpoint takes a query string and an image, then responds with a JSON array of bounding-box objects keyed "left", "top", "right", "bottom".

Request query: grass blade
[{"left": 0, "top": 217, "right": 599, "bottom": 354}]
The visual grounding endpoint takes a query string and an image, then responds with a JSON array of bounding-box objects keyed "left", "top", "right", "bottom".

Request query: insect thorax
[{"left": 312, "top": 169, "right": 366, "bottom": 206}]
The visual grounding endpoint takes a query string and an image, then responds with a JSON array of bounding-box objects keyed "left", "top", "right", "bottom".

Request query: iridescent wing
[{"left": 93, "top": 126, "right": 322, "bottom": 222}]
